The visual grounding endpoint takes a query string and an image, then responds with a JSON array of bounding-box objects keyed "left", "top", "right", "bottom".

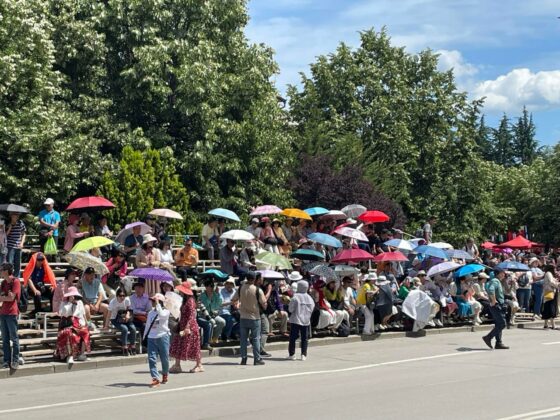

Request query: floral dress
[{"left": 169, "top": 298, "right": 200, "bottom": 361}]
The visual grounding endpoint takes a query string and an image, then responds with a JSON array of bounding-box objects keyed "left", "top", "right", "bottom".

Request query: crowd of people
[{"left": 1, "top": 198, "right": 560, "bottom": 386}]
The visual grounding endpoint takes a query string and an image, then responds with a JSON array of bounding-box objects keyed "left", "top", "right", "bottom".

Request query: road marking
[
  {"left": 497, "top": 406, "right": 560, "bottom": 419},
  {"left": 541, "top": 341, "right": 560, "bottom": 345},
  {"left": 0, "top": 351, "right": 482, "bottom": 414}
]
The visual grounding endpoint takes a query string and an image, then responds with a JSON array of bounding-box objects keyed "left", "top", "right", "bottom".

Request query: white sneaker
[
  {"left": 67, "top": 356, "right": 74, "bottom": 366},
  {"left": 428, "top": 320, "right": 436, "bottom": 327},
  {"left": 18, "top": 356, "right": 25, "bottom": 366},
  {"left": 77, "top": 354, "right": 87, "bottom": 362},
  {"left": 301, "top": 355, "right": 307, "bottom": 361},
  {"left": 287, "top": 355, "right": 296, "bottom": 361},
  {"left": 435, "top": 319, "right": 444, "bottom": 327}
]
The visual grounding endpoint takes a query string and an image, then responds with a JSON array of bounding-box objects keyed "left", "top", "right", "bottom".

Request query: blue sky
[{"left": 246, "top": 0, "right": 560, "bottom": 145}]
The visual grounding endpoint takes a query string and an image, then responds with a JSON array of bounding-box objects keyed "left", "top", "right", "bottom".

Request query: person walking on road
[
  {"left": 144, "top": 293, "right": 170, "bottom": 388},
  {"left": 287, "top": 280, "right": 314, "bottom": 361},
  {"left": 482, "top": 268, "right": 509, "bottom": 350}
]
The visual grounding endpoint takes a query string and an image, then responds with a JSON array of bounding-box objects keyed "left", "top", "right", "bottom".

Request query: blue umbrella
[
  {"left": 495, "top": 261, "right": 530, "bottom": 272},
  {"left": 290, "top": 249, "right": 325, "bottom": 261},
  {"left": 414, "top": 245, "right": 449, "bottom": 260},
  {"left": 454, "top": 264, "right": 485, "bottom": 278},
  {"left": 199, "top": 269, "right": 229, "bottom": 281},
  {"left": 446, "top": 249, "right": 475, "bottom": 261},
  {"left": 304, "top": 207, "right": 329, "bottom": 217},
  {"left": 208, "top": 208, "right": 241, "bottom": 222},
  {"left": 308, "top": 232, "right": 342, "bottom": 248}
]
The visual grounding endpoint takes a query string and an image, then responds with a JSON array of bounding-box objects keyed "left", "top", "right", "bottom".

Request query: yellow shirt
[
  {"left": 175, "top": 247, "right": 199, "bottom": 268},
  {"left": 357, "top": 282, "right": 375, "bottom": 305}
]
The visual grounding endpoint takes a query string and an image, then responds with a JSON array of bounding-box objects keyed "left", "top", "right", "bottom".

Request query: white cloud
[
  {"left": 473, "top": 68, "right": 560, "bottom": 112},
  {"left": 436, "top": 49, "right": 478, "bottom": 78}
]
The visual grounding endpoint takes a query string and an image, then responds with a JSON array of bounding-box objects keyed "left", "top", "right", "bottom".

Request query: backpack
[
  {"left": 17, "top": 281, "right": 28, "bottom": 313},
  {"left": 517, "top": 273, "right": 529, "bottom": 288},
  {"left": 337, "top": 319, "right": 350, "bottom": 337}
]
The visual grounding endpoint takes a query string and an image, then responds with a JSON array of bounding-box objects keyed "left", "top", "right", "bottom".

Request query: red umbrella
[
  {"left": 66, "top": 196, "right": 116, "bottom": 212},
  {"left": 331, "top": 248, "right": 375, "bottom": 263},
  {"left": 498, "top": 236, "right": 532, "bottom": 249},
  {"left": 481, "top": 241, "right": 497, "bottom": 250},
  {"left": 372, "top": 251, "right": 408, "bottom": 262},
  {"left": 358, "top": 210, "right": 390, "bottom": 224}
]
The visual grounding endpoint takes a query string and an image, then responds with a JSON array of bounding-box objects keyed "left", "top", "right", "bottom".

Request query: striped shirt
[{"left": 6, "top": 220, "right": 26, "bottom": 248}]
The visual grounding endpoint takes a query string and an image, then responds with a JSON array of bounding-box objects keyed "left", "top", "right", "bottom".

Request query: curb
[{"left": 2, "top": 321, "right": 541, "bottom": 379}]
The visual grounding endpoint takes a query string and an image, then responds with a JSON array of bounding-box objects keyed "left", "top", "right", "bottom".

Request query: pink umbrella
[
  {"left": 373, "top": 251, "right": 409, "bottom": 262},
  {"left": 250, "top": 205, "right": 282, "bottom": 216},
  {"left": 333, "top": 226, "right": 368, "bottom": 242},
  {"left": 331, "top": 249, "right": 375, "bottom": 263}
]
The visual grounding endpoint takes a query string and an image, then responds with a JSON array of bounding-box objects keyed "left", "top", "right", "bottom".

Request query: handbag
[
  {"left": 115, "top": 309, "right": 130, "bottom": 323},
  {"left": 58, "top": 316, "right": 73, "bottom": 330},
  {"left": 168, "top": 315, "right": 180, "bottom": 335},
  {"left": 544, "top": 291, "right": 555, "bottom": 302}
]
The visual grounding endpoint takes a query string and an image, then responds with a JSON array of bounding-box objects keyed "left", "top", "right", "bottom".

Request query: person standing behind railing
[{"left": 5, "top": 212, "right": 26, "bottom": 278}]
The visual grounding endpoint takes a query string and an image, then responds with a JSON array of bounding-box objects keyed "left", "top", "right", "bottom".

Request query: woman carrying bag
[
  {"left": 56, "top": 287, "right": 90, "bottom": 366},
  {"left": 542, "top": 265, "right": 559, "bottom": 329}
]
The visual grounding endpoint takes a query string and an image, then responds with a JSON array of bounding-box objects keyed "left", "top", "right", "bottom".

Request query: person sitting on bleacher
[
  {"left": 102, "top": 249, "right": 128, "bottom": 299},
  {"left": 53, "top": 268, "right": 78, "bottom": 313},
  {"left": 56, "top": 286, "right": 90, "bottom": 365},
  {"left": 80, "top": 267, "right": 110, "bottom": 331},
  {"left": 108, "top": 288, "right": 137, "bottom": 356},
  {"left": 135, "top": 234, "right": 162, "bottom": 268},
  {"left": 174, "top": 236, "right": 199, "bottom": 280},
  {"left": 22, "top": 252, "right": 56, "bottom": 315}
]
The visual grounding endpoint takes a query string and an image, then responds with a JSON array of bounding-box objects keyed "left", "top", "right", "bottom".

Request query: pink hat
[{"left": 64, "top": 286, "right": 82, "bottom": 298}]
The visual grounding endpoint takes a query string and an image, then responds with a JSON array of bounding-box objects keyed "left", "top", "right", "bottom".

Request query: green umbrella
[
  {"left": 255, "top": 251, "right": 292, "bottom": 270},
  {"left": 71, "top": 236, "right": 115, "bottom": 252}
]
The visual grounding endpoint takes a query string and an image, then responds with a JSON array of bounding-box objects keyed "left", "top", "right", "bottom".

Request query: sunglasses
[{"left": 117, "top": 294, "right": 125, "bottom": 297}]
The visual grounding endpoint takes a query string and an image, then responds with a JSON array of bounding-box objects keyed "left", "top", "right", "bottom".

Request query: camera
[{"left": 197, "top": 302, "right": 216, "bottom": 327}]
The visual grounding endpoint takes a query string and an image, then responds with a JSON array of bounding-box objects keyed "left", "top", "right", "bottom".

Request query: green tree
[
  {"left": 491, "top": 114, "right": 515, "bottom": 167},
  {"left": 475, "top": 115, "right": 493, "bottom": 160},
  {"left": 513, "top": 106, "right": 538, "bottom": 165}
]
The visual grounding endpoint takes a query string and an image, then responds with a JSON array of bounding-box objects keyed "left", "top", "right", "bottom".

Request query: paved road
[{"left": 1, "top": 327, "right": 560, "bottom": 420}]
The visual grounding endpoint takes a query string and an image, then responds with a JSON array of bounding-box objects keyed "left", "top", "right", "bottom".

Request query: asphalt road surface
[{"left": 1, "top": 326, "right": 560, "bottom": 420}]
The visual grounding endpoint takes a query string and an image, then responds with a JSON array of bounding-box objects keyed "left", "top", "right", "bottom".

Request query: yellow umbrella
[{"left": 280, "top": 208, "right": 312, "bottom": 221}]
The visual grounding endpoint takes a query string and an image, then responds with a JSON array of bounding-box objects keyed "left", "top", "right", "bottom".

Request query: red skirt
[{"left": 56, "top": 318, "right": 91, "bottom": 359}]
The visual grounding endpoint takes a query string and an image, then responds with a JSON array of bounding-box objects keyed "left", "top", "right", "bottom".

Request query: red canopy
[
  {"left": 481, "top": 241, "right": 497, "bottom": 250},
  {"left": 373, "top": 251, "right": 408, "bottom": 262},
  {"left": 66, "top": 196, "right": 116, "bottom": 212},
  {"left": 498, "top": 236, "right": 532, "bottom": 249},
  {"left": 331, "top": 249, "right": 375, "bottom": 263},
  {"left": 358, "top": 210, "right": 390, "bottom": 224}
]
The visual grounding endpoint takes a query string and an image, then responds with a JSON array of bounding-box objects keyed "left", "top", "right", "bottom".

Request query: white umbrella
[
  {"left": 426, "top": 261, "right": 462, "bottom": 278},
  {"left": 341, "top": 204, "right": 366, "bottom": 218},
  {"left": 430, "top": 242, "right": 454, "bottom": 249},
  {"left": 334, "top": 265, "right": 360, "bottom": 276},
  {"left": 221, "top": 229, "right": 255, "bottom": 241},
  {"left": 64, "top": 252, "right": 109, "bottom": 275},
  {"left": 149, "top": 208, "right": 183, "bottom": 220},
  {"left": 333, "top": 226, "right": 368, "bottom": 242},
  {"left": 115, "top": 222, "right": 152, "bottom": 244},
  {"left": 319, "top": 210, "right": 347, "bottom": 221},
  {"left": 384, "top": 238, "right": 414, "bottom": 252}
]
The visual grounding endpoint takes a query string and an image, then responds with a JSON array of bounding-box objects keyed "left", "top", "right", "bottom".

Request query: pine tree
[
  {"left": 491, "top": 114, "right": 515, "bottom": 167},
  {"left": 513, "top": 106, "right": 538, "bottom": 165},
  {"left": 475, "top": 115, "right": 493, "bottom": 160}
]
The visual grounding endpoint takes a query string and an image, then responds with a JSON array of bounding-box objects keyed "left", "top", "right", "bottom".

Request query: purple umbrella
[
  {"left": 129, "top": 267, "right": 175, "bottom": 282},
  {"left": 256, "top": 269, "right": 285, "bottom": 279},
  {"left": 115, "top": 221, "right": 151, "bottom": 243}
]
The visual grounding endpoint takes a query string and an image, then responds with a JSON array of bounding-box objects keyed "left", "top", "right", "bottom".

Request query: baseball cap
[
  {"left": 251, "top": 218, "right": 259, "bottom": 224},
  {"left": 84, "top": 267, "right": 95, "bottom": 274},
  {"left": 44, "top": 198, "right": 55, "bottom": 205}
]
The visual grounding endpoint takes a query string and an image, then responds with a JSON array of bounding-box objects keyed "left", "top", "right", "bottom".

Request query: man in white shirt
[
  {"left": 144, "top": 293, "right": 170, "bottom": 388},
  {"left": 423, "top": 216, "right": 436, "bottom": 244},
  {"left": 201, "top": 219, "right": 219, "bottom": 260},
  {"left": 462, "top": 238, "right": 479, "bottom": 259}
]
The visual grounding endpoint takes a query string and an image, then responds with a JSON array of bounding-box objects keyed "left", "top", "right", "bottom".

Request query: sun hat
[
  {"left": 44, "top": 198, "right": 55, "bottom": 205},
  {"left": 417, "top": 270, "right": 427, "bottom": 276},
  {"left": 150, "top": 293, "right": 166, "bottom": 303},
  {"left": 272, "top": 218, "right": 281, "bottom": 225},
  {"left": 529, "top": 257, "right": 540, "bottom": 266},
  {"left": 251, "top": 218, "right": 259, "bottom": 224},
  {"left": 224, "top": 277, "right": 236, "bottom": 285},
  {"left": 376, "top": 275, "right": 388, "bottom": 283},
  {"left": 143, "top": 233, "right": 157, "bottom": 243},
  {"left": 261, "top": 216, "right": 271, "bottom": 223},
  {"left": 64, "top": 287, "right": 82, "bottom": 299},
  {"left": 288, "top": 271, "right": 303, "bottom": 282},
  {"left": 478, "top": 272, "right": 490, "bottom": 279},
  {"left": 176, "top": 281, "right": 193, "bottom": 296}
]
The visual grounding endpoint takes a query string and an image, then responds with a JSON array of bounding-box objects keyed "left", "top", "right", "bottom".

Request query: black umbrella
[{"left": 0, "top": 204, "right": 30, "bottom": 214}]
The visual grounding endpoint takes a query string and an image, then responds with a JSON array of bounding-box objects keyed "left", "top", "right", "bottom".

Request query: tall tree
[
  {"left": 491, "top": 114, "right": 515, "bottom": 167},
  {"left": 475, "top": 115, "right": 493, "bottom": 160},
  {"left": 513, "top": 106, "right": 538, "bottom": 165}
]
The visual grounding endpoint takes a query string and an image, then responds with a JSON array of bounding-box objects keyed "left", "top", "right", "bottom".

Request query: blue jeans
[
  {"left": 197, "top": 317, "right": 213, "bottom": 346},
  {"left": 0, "top": 315, "right": 19, "bottom": 364},
  {"left": 147, "top": 334, "right": 170, "bottom": 380},
  {"left": 6, "top": 248, "right": 22, "bottom": 278},
  {"left": 532, "top": 281, "right": 544, "bottom": 316},
  {"left": 239, "top": 318, "right": 261, "bottom": 360},
  {"left": 516, "top": 288, "right": 531, "bottom": 312},
  {"left": 220, "top": 313, "right": 239, "bottom": 339},
  {"left": 289, "top": 323, "right": 309, "bottom": 357},
  {"left": 487, "top": 304, "right": 506, "bottom": 344},
  {"left": 111, "top": 319, "right": 137, "bottom": 347}
]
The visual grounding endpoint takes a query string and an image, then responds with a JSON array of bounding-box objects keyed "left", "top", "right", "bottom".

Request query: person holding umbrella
[
  {"left": 145, "top": 293, "right": 171, "bottom": 388},
  {"left": 64, "top": 214, "right": 90, "bottom": 253},
  {"left": 5, "top": 211, "right": 26, "bottom": 278},
  {"left": 482, "top": 269, "right": 509, "bottom": 350}
]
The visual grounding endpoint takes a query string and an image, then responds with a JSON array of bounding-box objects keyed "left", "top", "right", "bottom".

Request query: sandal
[
  {"left": 189, "top": 366, "right": 204, "bottom": 373},
  {"left": 169, "top": 365, "right": 182, "bottom": 374}
]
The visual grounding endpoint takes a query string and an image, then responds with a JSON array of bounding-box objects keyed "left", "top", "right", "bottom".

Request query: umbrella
[
  {"left": 198, "top": 269, "right": 229, "bottom": 281},
  {"left": 250, "top": 205, "right": 282, "bottom": 216},
  {"left": 208, "top": 208, "right": 240, "bottom": 222},
  {"left": 409, "top": 238, "right": 426, "bottom": 247},
  {"left": 372, "top": 251, "right": 409, "bottom": 262},
  {"left": 331, "top": 249, "right": 375, "bottom": 263},
  {"left": 255, "top": 252, "right": 292, "bottom": 270},
  {"left": 149, "top": 208, "right": 183, "bottom": 220},
  {"left": 0, "top": 204, "right": 29, "bottom": 214},
  {"left": 115, "top": 221, "right": 151, "bottom": 244},
  {"left": 290, "top": 249, "right": 325, "bottom": 261},
  {"left": 129, "top": 267, "right": 175, "bottom": 282},
  {"left": 304, "top": 207, "right": 329, "bottom": 217},
  {"left": 481, "top": 241, "right": 497, "bottom": 250},
  {"left": 446, "top": 249, "right": 475, "bottom": 261},
  {"left": 257, "top": 269, "right": 285, "bottom": 279},
  {"left": 320, "top": 210, "right": 347, "bottom": 221},
  {"left": 307, "top": 232, "right": 342, "bottom": 248},
  {"left": 384, "top": 239, "right": 414, "bottom": 252},
  {"left": 66, "top": 196, "right": 115, "bottom": 212},
  {"left": 302, "top": 261, "right": 325, "bottom": 272},
  {"left": 333, "top": 226, "right": 368, "bottom": 242},
  {"left": 427, "top": 261, "right": 462, "bottom": 278},
  {"left": 64, "top": 252, "right": 109, "bottom": 275},
  {"left": 454, "top": 264, "right": 485, "bottom": 278},
  {"left": 341, "top": 204, "right": 367, "bottom": 218},
  {"left": 71, "top": 236, "right": 115, "bottom": 252},
  {"left": 414, "top": 245, "right": 449, "bottom": 260},
  {"left": 221, "top": 230, "right": 255, "bottom": 241},
  {"left": 334, "top": 265, "right": 360, "bottom": 276},
  {"left": 280, "top": 208, "right": 312, "bottom": 221},
  {"left": 493, "top": 247, "right": 512, "bottom": 254},
  {"left": 498, "top": 236, "right": 533, "bottom": 249},
  {"left": 310, "top": 265, "right": 339, "bottom": 281},
  {"left": 495, "top": 261, "right": 530, "bottom": 272},
  {"left": 430, "top": 242, "right": 454, "bottom": 249},
  {"left": 358, "top": 210, "right": 390, "bottom": 224}
]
